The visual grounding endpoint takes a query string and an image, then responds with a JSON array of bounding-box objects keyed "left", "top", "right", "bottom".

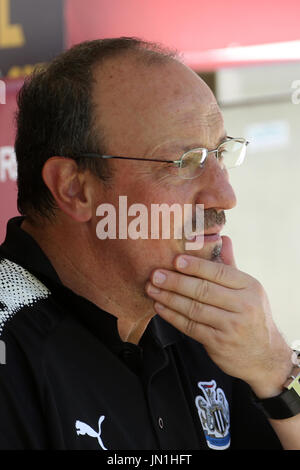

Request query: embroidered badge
[{"left": 195, "top": 380, "right": 230, "bottom": 450}]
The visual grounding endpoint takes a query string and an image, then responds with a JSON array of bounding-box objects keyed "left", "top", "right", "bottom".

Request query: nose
[{"left": 195, "top": 156, "right": 237, "bottom": 211}]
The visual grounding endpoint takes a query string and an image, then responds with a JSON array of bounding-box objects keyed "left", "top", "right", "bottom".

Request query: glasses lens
[
  {"left": 179, "top": 149, "right": 207, "bottom": 179},
  {"left": 217, "top": 139, "right": 247, "bottom": 169}
]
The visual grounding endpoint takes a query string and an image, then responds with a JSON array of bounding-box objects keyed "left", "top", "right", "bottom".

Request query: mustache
[
  {"left": 191, "top": 208, "right": 226, "bottom": 231},
  {"left": 204, "top": 208, "right": 226, "bottom": 229}
]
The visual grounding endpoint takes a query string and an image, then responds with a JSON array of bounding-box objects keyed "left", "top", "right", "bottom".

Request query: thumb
[{"left": 221, "top": 235, "right": 237, "bottom": 267}]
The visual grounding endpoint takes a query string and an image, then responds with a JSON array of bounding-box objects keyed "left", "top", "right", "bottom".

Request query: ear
[{"left": 42, "top": 157, "right": 93, "bottom": 222}]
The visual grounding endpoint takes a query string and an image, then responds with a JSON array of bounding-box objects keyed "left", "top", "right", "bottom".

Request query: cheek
[
  {"left": 106, "top": 238, "right": 177, "bottom": 288},
  {"left": 141, "top": 182, "right": 194, "bottom": 207},
  {"left": 131, "top": 239, "right": 183, "bottom": 285},
  {"left": 128, "top": 182, "right": 199, "bottom": 244}
]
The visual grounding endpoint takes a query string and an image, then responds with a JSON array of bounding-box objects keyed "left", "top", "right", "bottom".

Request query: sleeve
[
  {"left": 230, "top": 378, "right": 283, "bottom": 450},
  {"left": 0, "top": 330, "right": 48, "bottom": 449}
]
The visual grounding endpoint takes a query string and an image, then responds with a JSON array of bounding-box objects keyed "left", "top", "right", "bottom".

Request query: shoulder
[{"left": 0, "top": 256, "right": 67, "bottom": 353}]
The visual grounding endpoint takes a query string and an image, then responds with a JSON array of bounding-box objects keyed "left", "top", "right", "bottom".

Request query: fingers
[
  {"left": 149, "top": 267, "right": 243, "bottom": 312},
  {"left": 220, "top": 235, "right": 237, "bottom": 267},
  {"left": 172, "top": 252, "right": 248, "bottom": 290},
  {"left": 151, "top": 299, "right": 221, "bottom": 346},
  {"left": 146, "top": 282, "right": 234, "bottom": 331}
]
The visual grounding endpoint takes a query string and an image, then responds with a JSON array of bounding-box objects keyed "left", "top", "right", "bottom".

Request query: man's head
[
  {"left": 15, "top": 37, "right": 178, "bottom": 219},
  {"left": 16, "top": 37, "right": 237, "bottom": 317}
]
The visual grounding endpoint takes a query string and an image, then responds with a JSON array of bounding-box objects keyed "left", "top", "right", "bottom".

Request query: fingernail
[
  {"left": 147, "top": 284, "right": 161, "bottom": 295},
  {"left": 153, "top": 271, "right": 167, "bottom": 285},
  {"left": 177, "top": 256, "right": 188, "bottom": 268}
]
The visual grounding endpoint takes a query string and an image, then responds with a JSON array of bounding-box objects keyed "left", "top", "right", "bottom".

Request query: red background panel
[
  {"left": 0, "top": 81, "right": 21, "bottom": 242},
  {"left": 66, "top": 0, "right": 300, "bottom": 52}
]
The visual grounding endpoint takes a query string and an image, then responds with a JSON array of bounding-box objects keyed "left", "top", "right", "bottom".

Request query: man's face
[{"left": 90, "top": 56, "right": 236, "bottom": 297}]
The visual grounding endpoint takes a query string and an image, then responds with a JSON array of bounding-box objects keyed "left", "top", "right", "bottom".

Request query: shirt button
[{"left": 158, "top": 417, "right": 164, "bottom": 429}]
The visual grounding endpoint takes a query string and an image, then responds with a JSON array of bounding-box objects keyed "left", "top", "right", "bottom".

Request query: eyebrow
[{"left": 164, "top": 132, "right": 228, "bottom": 155}]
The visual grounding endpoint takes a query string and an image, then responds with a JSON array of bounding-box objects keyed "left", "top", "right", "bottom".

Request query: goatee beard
[{"left": 211, "top": 243, "right": 222, "bottom": 262}]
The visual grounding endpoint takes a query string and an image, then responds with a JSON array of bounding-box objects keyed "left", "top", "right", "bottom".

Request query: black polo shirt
[{"left": 0, "top": 217, "right": 282, "bottom": 450}]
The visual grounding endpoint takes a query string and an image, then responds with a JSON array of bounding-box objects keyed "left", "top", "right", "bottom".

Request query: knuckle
[
  {"left": 187, "top": 299, "right": 203, "bottom": 321},
  {"left": 194, "top": 279, "right": 209, "bottom": 301},
  {"left": 214, "top": 262, "right": 227, "bottom": 283},
  {"left": 163, "top": 289, "right": 174, "bottom": 306},
  {"left": 229, "top": 316, "right": 244, "bottom": 335},
  {"left": 172, "top": 272, "right": 183, "bottom": 293},
  {"left": 249, "top": 278, "right": 264, "bottom": 297},
  {"left": 209, "top": 328, "right": 227, "bottom": 351},
  {"left": 241, "top": 281, "right": 266, "bottom": 316},
  {"left": 185, "top": 318, "right": 197, "bottom": 337},
  {"left": 254, "top": 280, "right": 266, "bottom": 298},
  {"left": 241, "top": 297, "right": 256, "bottom": 315}
]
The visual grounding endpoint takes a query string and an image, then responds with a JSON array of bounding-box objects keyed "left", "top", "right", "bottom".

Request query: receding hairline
[
  {"left": 14, "top": 37, "right": 182, "bottom": 221},
  {"left": 89, "top": 40, "right": 180, "bottom": 84},
  {"left": 88, "top": 42, "right": 182, "bottom": 152}
]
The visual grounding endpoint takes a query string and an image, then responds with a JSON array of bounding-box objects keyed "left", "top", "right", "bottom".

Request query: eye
[
  {"left": 218, "top": 147, "right": 227, "bottom": 159},
  {"left": 216, "top": 144, "right": 228, "bottom": 166},
  {"left": 179, "top": 150, "right": 207, "bottom": 179}
]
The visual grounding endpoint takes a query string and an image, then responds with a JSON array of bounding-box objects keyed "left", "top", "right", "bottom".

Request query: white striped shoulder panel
[{"left": 0, "top": 258, "right": 51, "bottom": 336}]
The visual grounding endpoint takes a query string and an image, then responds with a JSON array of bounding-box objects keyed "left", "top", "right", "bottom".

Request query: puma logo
[{"left": 75, "top": 415, "right": 107, "bottom": 450}]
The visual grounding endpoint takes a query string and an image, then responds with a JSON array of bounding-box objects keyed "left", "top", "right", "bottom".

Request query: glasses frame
[{"left": 73, "top": 136, "right": 249, "bottom": 174}]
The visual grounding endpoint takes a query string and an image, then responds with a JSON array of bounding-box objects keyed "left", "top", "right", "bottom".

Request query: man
[{"left": 0, "top": 38, "right": 299, "bottom": 450}]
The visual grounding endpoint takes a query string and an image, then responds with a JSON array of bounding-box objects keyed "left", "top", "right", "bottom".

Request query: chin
[{"left": 184, "top": 241, "right": 222, "bottom": 261}]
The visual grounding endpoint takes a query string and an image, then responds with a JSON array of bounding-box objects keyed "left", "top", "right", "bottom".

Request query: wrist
[
  {"left": 251, "top": 350, "right": 300, "bottom": 420},
  {"left": 250, "top": 351, "right": 295, "bottom": 400}
]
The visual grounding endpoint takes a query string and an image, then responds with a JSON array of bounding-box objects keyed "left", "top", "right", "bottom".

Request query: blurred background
[{"left": 0, "top": 0, "right": 300, "bottom": 344}]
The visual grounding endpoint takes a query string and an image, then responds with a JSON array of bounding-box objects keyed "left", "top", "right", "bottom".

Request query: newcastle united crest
[{"left": 195, "top": 380, "right": 230, "bottom": 450}]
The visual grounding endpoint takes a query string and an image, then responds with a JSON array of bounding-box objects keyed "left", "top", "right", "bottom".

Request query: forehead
[{"left": 93, "top": 55, "right": 224, "bottom": 154}]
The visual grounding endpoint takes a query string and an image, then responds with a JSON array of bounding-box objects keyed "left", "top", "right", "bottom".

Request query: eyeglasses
[{"left": 74, "top": 136, "right": 249, "bottom": 180}]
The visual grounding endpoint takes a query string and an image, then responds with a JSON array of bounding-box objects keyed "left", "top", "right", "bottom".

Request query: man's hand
[{"left": 146, "top": 236, "right": 293, "bottom": 399}]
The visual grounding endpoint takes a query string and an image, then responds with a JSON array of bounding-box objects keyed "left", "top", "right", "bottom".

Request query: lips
[
  {"left": 204, "top": 225, "right": 224, "bottom": 236},
  {"left": 185, "top": 225, "right": 224, "bottom": 242},
  {"left": 204, "top": 226, "right": 223, "bottom": 243},
  {"left": 204, "top": 233, "right": 221, "bottom": 242}
]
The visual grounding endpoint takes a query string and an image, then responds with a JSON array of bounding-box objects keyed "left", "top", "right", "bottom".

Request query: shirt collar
[
  {"left": 0, "top": 216, "right": 183, "bottom": 349},
  {"left": 0, "top": 216, "right": 61, "bottom": 285}
]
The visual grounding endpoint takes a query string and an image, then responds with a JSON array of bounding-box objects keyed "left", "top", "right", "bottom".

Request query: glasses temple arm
[{"left": 77, "top": 153, "right": 177, "bottom": 163}]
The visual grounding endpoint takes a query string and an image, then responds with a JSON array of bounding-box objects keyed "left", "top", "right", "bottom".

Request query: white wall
[{"left": 217, "top": 63, "right": 300, "bottom": 346}]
